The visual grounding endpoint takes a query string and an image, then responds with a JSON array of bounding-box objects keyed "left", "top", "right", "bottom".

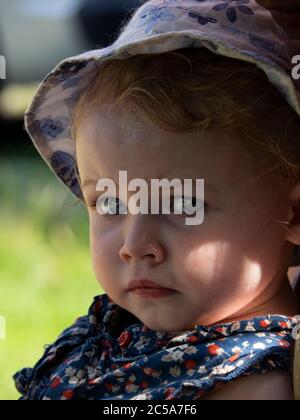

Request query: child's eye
[
  {"left": 168, "top": 196, "right": 206, "bottom": 215},
  {"left": 90, "top": 197, "right": 126, "bottom": 215},
  {"left": 87, "top": 196, "right": 207, "bottom": 216}
]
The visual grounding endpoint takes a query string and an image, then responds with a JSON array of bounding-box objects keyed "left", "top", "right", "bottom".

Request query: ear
[{"left": 285, "top": 181, "right": 300, "bottom": 246}]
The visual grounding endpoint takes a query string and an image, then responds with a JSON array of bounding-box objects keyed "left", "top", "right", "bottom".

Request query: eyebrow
[
  {"left": 82, "top": 178, "right": 220, "bottom": 193},
  {"left": 82, "top": 179, "right": 98, "bottom": 190}
]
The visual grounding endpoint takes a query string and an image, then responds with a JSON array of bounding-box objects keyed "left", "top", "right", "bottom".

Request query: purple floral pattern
[
  {"left": 212, "top": 0, "right": 254, "bottom": 23},
  {"left": 50, "top": 151, "right": 82, "bottom": 198},
  {"left": 30, "top": 118, "right": 64, "bottom": 140},
  {"left": 137, "top": 6, "right": 177, "bottom": 34},
  {"left": 188, "top": 10, "right": 218, "bottom": 25}
]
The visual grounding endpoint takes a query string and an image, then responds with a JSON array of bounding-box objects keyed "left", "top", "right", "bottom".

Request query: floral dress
[{"left": 13, "top": 293, "right": 298, "bottom": 400}]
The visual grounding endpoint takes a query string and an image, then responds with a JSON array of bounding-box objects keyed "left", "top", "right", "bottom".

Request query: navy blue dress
[{"left": 13, "top": 293, "right": 298, "bottom": 400}]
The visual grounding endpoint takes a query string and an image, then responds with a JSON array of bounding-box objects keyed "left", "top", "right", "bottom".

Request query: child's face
[{"left": 76, "top": 103, "right": 294, "bottom": 332}]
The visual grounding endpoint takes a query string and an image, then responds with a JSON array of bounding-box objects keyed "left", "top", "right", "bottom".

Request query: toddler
[{"left": 13, "top": 0, "right": 300, "bottom": 400}]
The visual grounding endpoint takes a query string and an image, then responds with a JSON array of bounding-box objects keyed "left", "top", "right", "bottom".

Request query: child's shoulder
[
  {"left": 13, "top": 294, "right": 115, "bottom": 397},
  {"left": 200, "top": 370, "right": 294, "bottom": 400}
]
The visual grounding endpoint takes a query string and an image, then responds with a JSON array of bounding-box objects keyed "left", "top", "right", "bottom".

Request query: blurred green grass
[{"left": 0, "top": 157, "right": 101, "bottom": 400}]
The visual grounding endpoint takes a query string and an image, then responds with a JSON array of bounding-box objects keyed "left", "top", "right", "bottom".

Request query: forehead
[{"left": 76, "top": 104, "right": 253, "bottom": 187}]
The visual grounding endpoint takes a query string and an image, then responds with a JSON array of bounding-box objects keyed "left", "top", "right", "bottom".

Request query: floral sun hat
[{"left": 25, "top": 0, "right": 300, "bottom": 264}]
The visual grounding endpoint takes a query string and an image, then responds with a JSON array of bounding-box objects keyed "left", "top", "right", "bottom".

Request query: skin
[
  {"left": 76, "top": 103, "right": 300, "bottom": 335},
  {"left": 201, "top": 370, "right": 294, "bottom": 400}
]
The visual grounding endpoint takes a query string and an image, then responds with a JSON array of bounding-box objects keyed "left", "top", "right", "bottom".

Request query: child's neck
[
  {"left": 211, "top": 275, "right": 299, "bottom": 327},
  {"left": 167, "top": 276, "right": 299, "bottom": 335}
]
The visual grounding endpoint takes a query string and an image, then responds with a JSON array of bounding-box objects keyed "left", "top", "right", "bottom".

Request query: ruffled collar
[
  {"left": 14, "top": 292, "right": 300, "bottom": 400},
  {"left": 87, "top": 293, "right": 299, "bottom": 359}
]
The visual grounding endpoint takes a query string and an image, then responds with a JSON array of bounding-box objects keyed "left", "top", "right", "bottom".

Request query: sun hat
[
  {"left": 24, "top": 0, "right": 300, "bottom": 199},
  {"left": 24, "top": 0, "right": 300, "bottom": 264}
]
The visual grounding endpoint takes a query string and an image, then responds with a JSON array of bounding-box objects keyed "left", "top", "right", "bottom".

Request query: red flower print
[
  {"left": 164, "top": 387, "right": 176, "bottom": 400},
  {"left": 187, "top": 335, "right": 199, "bottom": 344},
  {"left": 123, "top": 362, "right": 133, "bottom": 369},
  {"left": 279, "top": 340, "right": 290, "bottom": 348},
  {"left": 279, "top": 322, "right": 289, "bottom": 329},
  {"left": 118, "top": 331, "right": 132, "bottom": 349},
  {"left": 207, "top": 344, "right": 222, "bottom": 356},
  {"left": 50, "top": 376, "right": 62, "bottom": 389},
  {"left": 260, "top": 319, "right": 271, "bottom": 328},
  {"left": 141, "top": 381, "right": 149, "bottom": 389},
  {"left": 215, "top": 327, "right": 225, "bottom": 334},
  {"left": 229, "top": 352, "right": 240, "bottom": 362},
  {"left": 63, "top": 389, "right": 74, "bottom": 399},
  {"left": 185, "top": 360, "right": 197, "bottom": 370},
  {"left": 88, "top": 379, "right": 98, "bottom": 385}
]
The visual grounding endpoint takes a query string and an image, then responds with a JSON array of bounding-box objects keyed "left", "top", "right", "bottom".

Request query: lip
[
  {"left": 131, "top": 288, "right": 177, "bottom": 298},
  {"left": 128, "top": 278, "right": 175, "bottom": 291}
]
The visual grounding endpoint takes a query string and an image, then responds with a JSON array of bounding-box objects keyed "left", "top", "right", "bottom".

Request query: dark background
[{"left": 0, "top": 0, "right": 143, "bottom": 157}]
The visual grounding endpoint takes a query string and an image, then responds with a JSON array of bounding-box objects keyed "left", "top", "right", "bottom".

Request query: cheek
[
  {"left": 89, "top": 224, "right": 119, "bottom": 281},
  {"left": 180, "top": 243, "right": 263, "bottom": 293},
  {"left": 180, "top": 242, "right": 231, "bottom": 280}
]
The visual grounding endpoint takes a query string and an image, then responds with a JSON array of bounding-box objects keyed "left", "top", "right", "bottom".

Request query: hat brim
[{"left": 25, "top": 31, "right": 300, "bottom": 199}]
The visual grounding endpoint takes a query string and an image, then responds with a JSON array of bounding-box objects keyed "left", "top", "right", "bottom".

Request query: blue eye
[
  {"left": 88, "top": 196, "right": 207, "bottom": 215},
  {"left": 96, "top": 197, "right": 126, "bottom": 215},
  {"left": 169, "top": 196, "right": 205, "bottom": 215}
]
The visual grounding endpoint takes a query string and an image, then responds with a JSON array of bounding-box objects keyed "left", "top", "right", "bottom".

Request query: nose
[{"left": 119, "top": 214, "right": 166, "bottom": 264}]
